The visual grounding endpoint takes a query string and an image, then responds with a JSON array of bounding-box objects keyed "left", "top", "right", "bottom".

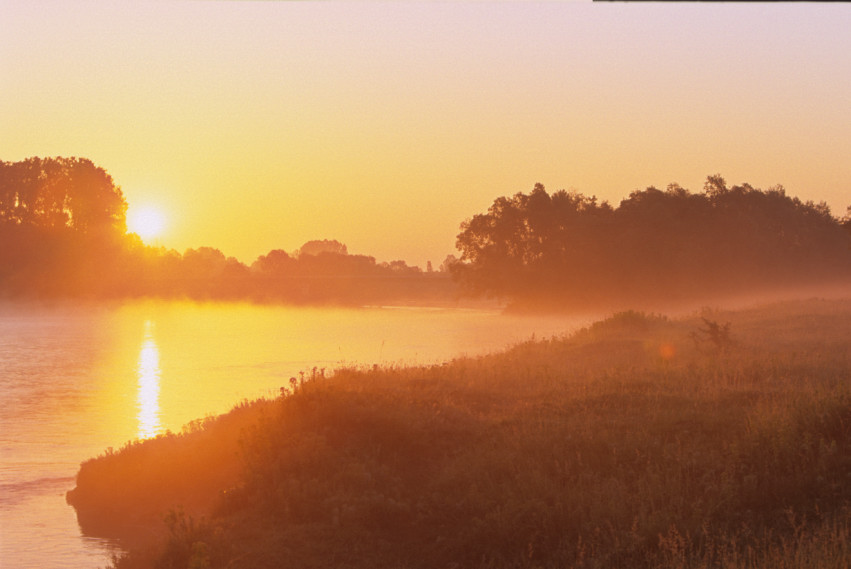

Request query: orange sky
[{"left": 2, "top": 2, "right": 850, "bottom": 268}]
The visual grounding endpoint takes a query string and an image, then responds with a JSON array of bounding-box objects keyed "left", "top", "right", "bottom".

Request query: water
[{"left": 0, "top": 300, "right": 583, "bottom": 568}]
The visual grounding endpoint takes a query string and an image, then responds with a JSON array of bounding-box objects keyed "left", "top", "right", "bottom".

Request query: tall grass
[{"left": 72, "top": 299, "right": 851, "bottom": 569}]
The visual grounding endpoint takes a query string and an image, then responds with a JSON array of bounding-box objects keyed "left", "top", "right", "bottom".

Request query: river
[{"left": 0, "top": 300, "right": 585, "bottom": 568}]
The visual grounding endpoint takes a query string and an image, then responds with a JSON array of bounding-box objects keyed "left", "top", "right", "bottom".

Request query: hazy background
[{"left": 2, "top": 1, "right": 849, "bottom": 268}]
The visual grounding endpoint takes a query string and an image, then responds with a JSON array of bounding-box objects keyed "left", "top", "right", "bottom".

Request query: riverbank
[{"left": 69, "top": 298, "right": 851, "bottom": 568}]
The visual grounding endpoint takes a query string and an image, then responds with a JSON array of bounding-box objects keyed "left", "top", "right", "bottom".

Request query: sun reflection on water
[{"left": 137, "top": 320, "right": 161, "bottom": 439}]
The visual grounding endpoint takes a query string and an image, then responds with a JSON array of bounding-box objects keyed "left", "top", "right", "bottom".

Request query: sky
[{"left": 2, "top": 1, "right": 850, "bottom": 268}]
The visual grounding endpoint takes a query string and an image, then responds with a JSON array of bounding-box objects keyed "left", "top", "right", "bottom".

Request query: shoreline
[{"left": 68, "top": 297, "right": 851, "bottom": 568}]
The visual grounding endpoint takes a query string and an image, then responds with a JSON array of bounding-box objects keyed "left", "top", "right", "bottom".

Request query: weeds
[
  {"left": 690, "top": 317, "right": 733, "bottom": 353},
  {"left": 75, "top": 299, "right": 851, "bottom": 569}
]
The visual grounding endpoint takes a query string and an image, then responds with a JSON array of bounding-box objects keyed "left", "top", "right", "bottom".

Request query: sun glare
[
  {"left": 128, "top": 206, "right": 166, "bottom": 242},
  {"left": 137, "top": 320, "right": 161, "bottom": 439}
]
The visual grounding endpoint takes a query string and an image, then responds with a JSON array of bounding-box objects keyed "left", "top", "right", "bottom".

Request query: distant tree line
[
  {"left": 454, "top": 176, "right": 851, "bottom": 309},
  {"left": 0, "top": 157, "right": 453, "bottom": 303},
  {"left": 3, "top": 159, "right": 848, "bottom": 308},
  {"left": 112, "top": 242, "right": 453, "bottom": 304}
]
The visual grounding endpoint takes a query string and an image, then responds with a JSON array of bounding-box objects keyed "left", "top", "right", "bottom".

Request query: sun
[{"left": 128, "top": 206, "right": 167, "bottom": 242}]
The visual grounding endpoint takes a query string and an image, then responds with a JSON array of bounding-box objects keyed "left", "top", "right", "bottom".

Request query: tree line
[
  {"left": 115, "top": 241, "right": 453, "bottom": 304},
  {"left": 0, "top": 158, "right": 452, "bottom": 304},
  {"left": 2, "top": 157, "right": 849, "bottom": 307},
  {"left": 453, "top": 176, "right": 851, "bottom": 309}
]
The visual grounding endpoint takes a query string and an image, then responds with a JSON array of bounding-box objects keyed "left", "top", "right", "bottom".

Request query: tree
[
  {"left": 0, "top": 157, "right": 127, "bottom": 235},
  {"left": 251, "top": 249, "right": 295, "bottom": 275},
  {"left": 0, "top": 157, "right": 131, "bottom": 297},
  {"left": 703, "top": 174, "right": 727, "bottom": 198},
  {"left": 439, "top": 255, "right": 459, "bottom": 273},
  {"left": 455, "top": 184, "right": 610, "bottom": 298},
  {"left": 452, "top": 177, "right": 851, "bottom": 309},
  {"left": 65, "top": 158, "right": 127, "bottom": 234},
  {"left": 297, "top": 239, "right": 348, "bottom": 257}
]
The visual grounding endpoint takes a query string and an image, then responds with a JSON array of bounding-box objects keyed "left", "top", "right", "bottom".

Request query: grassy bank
[{"left": 69, "top": 299, "right": 851, "bottom": 569}]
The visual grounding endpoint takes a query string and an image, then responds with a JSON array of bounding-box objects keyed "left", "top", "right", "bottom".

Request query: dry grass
[{"left": 70, "top": 298, "right": 851, "bottom": 569}]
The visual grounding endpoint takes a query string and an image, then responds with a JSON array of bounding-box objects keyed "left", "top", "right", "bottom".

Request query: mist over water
[{"left": 0, "top": 300, "right": 584, "bottom": 567}]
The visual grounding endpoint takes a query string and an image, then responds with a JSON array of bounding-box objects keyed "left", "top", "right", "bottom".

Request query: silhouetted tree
[
  {"left": 454, "top": 183, "right": 612, "bottom": 299},
  {"left": 454, "top": 177, "right": 851, "bottom": 309},
  {"left": 251, "top": 249, "right": 295, "bottom": 275},
  {"left": 297, "top": 239, "right": 348, "bottom": 257},
  {"left": 0, "top": 157, "right": 131, "bottom": 297},
  {"left": 439, "top": 255, "right": 459, "bottom": 273},
  {"left": 703, "top": 173, "right": 727, "bottom": 198},
  {"left": 0, "top": 157, "right": 126, "bottom": 234}
]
